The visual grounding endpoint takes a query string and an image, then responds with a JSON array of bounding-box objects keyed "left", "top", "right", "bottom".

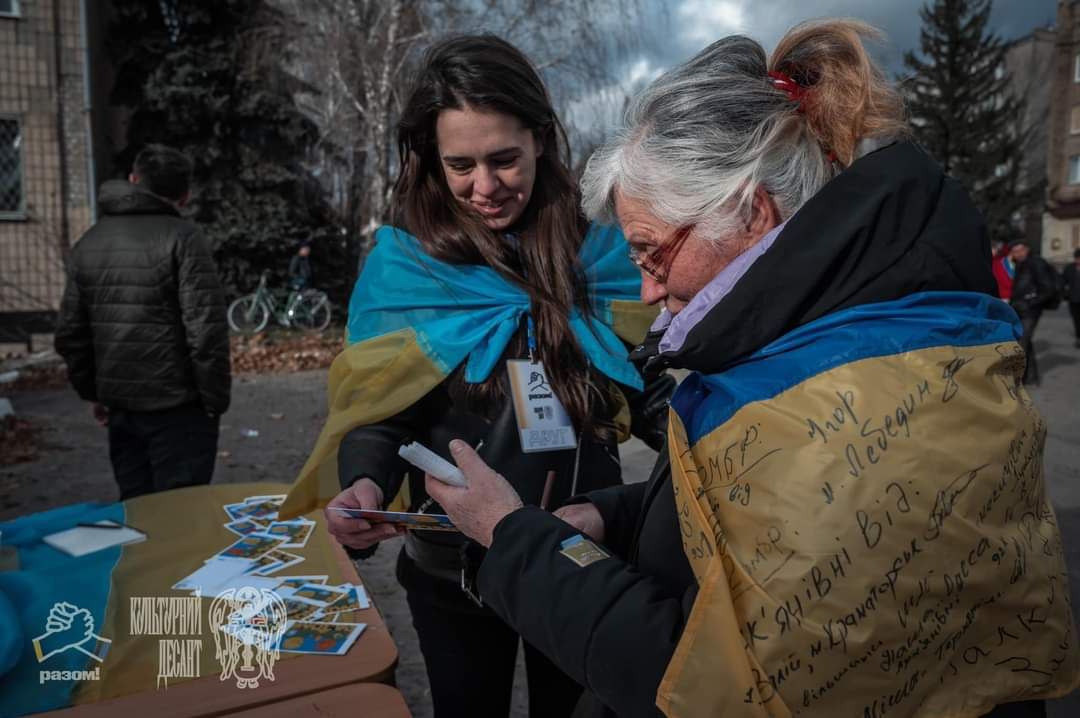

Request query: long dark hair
[{"left": 394, "top": 35, "right": 613, "bottom": 438}]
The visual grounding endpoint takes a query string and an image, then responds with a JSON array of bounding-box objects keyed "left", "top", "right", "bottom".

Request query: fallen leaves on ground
[
  {"left": 230, "top": 330, "right": 344, "bottom": 374},
  {"left": 2, "top": 330, "right": 344, "bottom": 393},
  {"left": 0, "top": 416, "right": 40, "bottom": 466},
  {"left": 6, "top": 366, "right": 69, "bottom": 392}
]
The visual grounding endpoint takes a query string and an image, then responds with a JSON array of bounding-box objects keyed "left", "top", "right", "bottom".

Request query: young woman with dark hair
[{"left": 282, "top": 35, "right": 672, "bottom": 718}]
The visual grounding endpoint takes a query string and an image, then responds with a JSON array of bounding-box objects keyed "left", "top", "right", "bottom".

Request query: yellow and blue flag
[{"left": 658, "top": 291, "right": 1080, "bottom": 717}]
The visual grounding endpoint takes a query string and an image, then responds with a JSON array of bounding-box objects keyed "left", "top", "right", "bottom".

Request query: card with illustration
[
  {"left": 243, "top": 553, "right": 284, "bottom": 576},
  {"left": 328, "top": 609, "right": 367, "bottom": 624},
  {"left": 277, "top": 620, "right": 366, "bottom": 655},
  {"left": 325, "top": 584, "right": 370, "bottom": 613},
  {"left": 282, "top": 597, "right": 324, "bottom": 621},
  {"left": 289, "top": 583, "right": 350, "bottom": 606},
  {"left": 224, "top": 519, "right": 265, "bottom": 537},
  {"left": 215, "top": 533, "right": 287, "bottom": 561},
  {"left": 259, "top": 519, "right": 316, "bottom": 548},
  {"left": 224, "top": 499, "right": 281, "bottom": 522},
  {"left": 275, "top": 575, "right": 328, "bottom": 591},
  {"left": 328, "top": 507, "right": 458, "bottom": 532},
  {"left": 253, "top": 549, "right": 304, "bottom": 576}
]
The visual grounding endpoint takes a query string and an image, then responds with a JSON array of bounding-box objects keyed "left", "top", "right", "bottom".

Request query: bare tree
[{"left": 274, "top": 0, "right": 643, "bottom": 266}]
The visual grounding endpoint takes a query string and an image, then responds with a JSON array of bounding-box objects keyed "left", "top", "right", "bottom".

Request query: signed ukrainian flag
[
  {"left": 658, "top": 292, "right": 1080, "bottom": 717},
  {"left": 280, "top": 224, "right": 656, "bottom": 520}
]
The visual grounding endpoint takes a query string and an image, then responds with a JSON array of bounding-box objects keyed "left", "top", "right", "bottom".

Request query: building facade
[
  {"left": 0, "top": 0, "right": 104, "bottom": 345},
  {"left": 1007, "top": 28, "right": 1054, "bottom": 249},
  {"left": 1045, "top": 0, "right": 1080, "bottom": 266}
]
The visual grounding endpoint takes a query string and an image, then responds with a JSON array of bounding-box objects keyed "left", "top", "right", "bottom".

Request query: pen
[
  {"left": 540, "top": 470, "right": 556, "bottom": 511},
  {"left": 76, "top": 522, "right": 135, "bottom": 531}
]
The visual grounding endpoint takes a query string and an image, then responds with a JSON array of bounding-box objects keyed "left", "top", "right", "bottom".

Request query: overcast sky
[{"left": 633, "top": 0, "right": 1056, "bottom": 82}]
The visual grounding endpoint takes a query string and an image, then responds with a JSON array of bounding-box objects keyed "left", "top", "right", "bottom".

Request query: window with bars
[
  {"left": 0, "top": 117, "right": 24, "bottom": 217},
  {"left": 0, "top": 0, "right": 19, "bottom": 18}
]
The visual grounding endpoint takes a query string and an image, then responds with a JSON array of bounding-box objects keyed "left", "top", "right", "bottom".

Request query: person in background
[
  {"left": 55, "top": 144, "right": 230, "bottom": 500},
  {"left": 1062, "top": 248, "right": 1080, "bottom": 348},
  {"left": 991, "top": 239, "right": 1013, "bottom": 301},
  {"left": 281, "top": 35, "right": 673, "bottom": 718},
  {"left": 288, "top": 242, "right": 313, "bottom": 291},
  {"left": 425, "top": 20, "right": 1079, "bottom": 718},
  {"left": 1009, "top": 239, "right": 1060, "bottom": 385}
]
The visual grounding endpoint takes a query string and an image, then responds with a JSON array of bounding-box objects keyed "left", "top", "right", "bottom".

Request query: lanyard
[{"left": 526, "top": 313, "right": 537, "bottom": 363}]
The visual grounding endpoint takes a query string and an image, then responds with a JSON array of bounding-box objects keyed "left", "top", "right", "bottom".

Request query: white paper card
[{"left": 43, "top": 521, "right": 146, "bottom": 557}]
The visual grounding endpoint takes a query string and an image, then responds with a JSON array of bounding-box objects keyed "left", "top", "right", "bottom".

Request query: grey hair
[{"left": 581, "top": 35, "right": 836, "bottom": 241}]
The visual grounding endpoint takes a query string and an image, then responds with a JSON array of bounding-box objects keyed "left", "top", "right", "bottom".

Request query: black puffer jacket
[{"left": 55, "top": 180, "right": 230, "bottom": 415}]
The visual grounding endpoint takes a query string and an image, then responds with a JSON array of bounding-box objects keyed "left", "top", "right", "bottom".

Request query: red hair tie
[{"left": 768, "top": 70, "right": 807, "bottom": 112}]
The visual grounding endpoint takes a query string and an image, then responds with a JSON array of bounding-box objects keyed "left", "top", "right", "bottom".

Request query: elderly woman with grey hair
[{"left": 426, "top": 19, "right": 1080, "bottom": 718}]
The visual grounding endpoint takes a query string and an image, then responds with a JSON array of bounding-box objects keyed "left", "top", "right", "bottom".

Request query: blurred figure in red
[{"left": 991, "top": 240, "right": 1014, "bottom": 301}]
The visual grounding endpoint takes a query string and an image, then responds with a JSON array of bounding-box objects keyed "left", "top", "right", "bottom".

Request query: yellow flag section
[
  {"left": 279, "top": 328, "right": 443, "bottom": 519},
  {"left": 656, "top": 294, "right": 1079, "bottom": 718}
]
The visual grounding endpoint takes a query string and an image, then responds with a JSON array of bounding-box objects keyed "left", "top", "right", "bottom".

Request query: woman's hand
[
  {"left": 425, "top": 440, "right": 523, "bottom": 548},
  {"left": 324, "top": 478, "right": 399, "bottom": 550},
  {"left": 553, "top": 503, "right": 605, "bottom": 543}
]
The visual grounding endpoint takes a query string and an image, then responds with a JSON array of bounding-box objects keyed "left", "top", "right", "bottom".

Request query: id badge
[{"left": 506, "top": 359, "right": 578, "bottom": 453}]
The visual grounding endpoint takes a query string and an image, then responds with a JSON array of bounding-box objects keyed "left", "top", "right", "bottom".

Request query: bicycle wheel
[
  {"left": 292, "top": 293, "right": 331, "bottom": 332},
  {"left": 227, "top": 295, "right": 270, "bottom": 334}
]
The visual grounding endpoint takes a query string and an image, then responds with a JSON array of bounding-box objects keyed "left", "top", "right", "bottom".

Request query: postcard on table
[
  {"left": 224, "top": 518, "right": 265, "bottom": 537},
  {"left": 172, "top": 557, "right": 256, "bottom": 592},
  {"left": 214, "top": 534, "right": 287, "bottom": 561},
  {"left": 251, "top": 549, "right": 303, "bottom": 576},
  {"left": 325, "top": 584, "right": 370, "bottom": 612},
  {"left": 223, "top": 500, "right": 281, "bottom": 522},
  {"left": 275, "top": 575, "right": 328, "bottom": 591},
  {"left": 328, "top": 507, "right": 458, "bottom": 532},
  {"left": 259, "top": 519, "right": 316, "bottom": 548},
  {"left": 276, "top": 620, "right": 366, "bottom": 655},
  {"left": 328, "top": 609, "right": 367, "bottom": 624},
  {"left": 288, "top": 583, "right": 350, "bottom": 607},
  {"left": 282, "top": 597, "right": 325, "bottom": 621}
]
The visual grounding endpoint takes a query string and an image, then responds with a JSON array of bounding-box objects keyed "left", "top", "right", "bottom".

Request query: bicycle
[{"left": 227, "top": 272, "right": 332, "bottom": 334}]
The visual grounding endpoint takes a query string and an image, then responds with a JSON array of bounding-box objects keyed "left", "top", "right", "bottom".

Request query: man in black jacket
[
  {"left": 1063, "top": 248, "right": 1080, "bottom": 348},
  {"left": 55, "top": 144, "right": 230, "bottom": 500},
  {"left": 1009, "top": 240, "right": 1060, "bottom": 385}
]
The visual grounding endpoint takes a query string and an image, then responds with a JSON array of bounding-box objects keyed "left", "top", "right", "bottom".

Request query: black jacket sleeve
[
  {"left": 478, "top": 506, "right": 697, "bottom": 718},
  {"left": 54, "top": 259, "right": 97, "bottom": 402},
  {"left": 337, "top": 384, "right": 449, "bottom": 499},
  {"left": 176, "top": 227, "right": 231, "bottom": 415},
  {"left": 625, "top": 372, "right": 675, "bottom": 452}
]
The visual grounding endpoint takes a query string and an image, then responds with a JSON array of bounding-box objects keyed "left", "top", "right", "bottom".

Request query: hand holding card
[{"left": 324, "top": 478, "right": 399, "bottom": 551}]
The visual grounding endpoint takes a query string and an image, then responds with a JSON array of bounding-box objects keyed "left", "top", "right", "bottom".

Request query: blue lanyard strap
[{"left": 526, "top": 313, "right": 537, "bottom": 362}]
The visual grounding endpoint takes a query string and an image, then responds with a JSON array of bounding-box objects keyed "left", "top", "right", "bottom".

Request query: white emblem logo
[
  {"left": 32, "top": 601, "right": 111, "bottom": 664},
  {"left": 209, "top": 586, "right": 288, "bottom": 689}
]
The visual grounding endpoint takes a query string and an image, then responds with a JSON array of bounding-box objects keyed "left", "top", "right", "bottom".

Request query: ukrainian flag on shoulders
[
  {"left": 657, "top": 292, "right": 1080, "bottom": 717},
  {"left": 280, "top": 224, "right": 656, "bottom": 519}
]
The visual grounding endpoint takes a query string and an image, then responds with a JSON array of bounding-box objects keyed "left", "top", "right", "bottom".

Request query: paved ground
[{"left": 1, "top": 307, "right": 1077, "bottom": 716}]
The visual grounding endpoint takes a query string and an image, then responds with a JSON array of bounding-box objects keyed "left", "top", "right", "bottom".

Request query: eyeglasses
[{"left": 628, "top": 225, "right": 694, "bottom": 284}]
